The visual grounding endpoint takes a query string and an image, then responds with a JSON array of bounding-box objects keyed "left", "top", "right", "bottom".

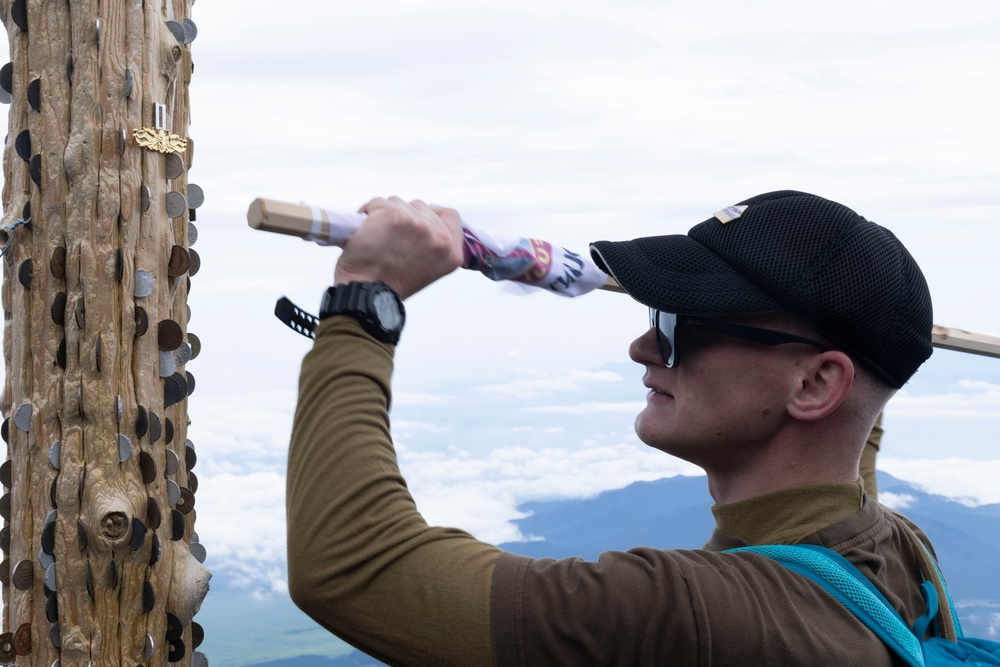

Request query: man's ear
[{"left": 787, "top": 351, "right": 855, "bottom": 421}]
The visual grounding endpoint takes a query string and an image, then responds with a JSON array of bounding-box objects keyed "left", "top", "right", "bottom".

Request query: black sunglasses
[{"left": 648, "top": 308, "right": 831, "bottom": 368}]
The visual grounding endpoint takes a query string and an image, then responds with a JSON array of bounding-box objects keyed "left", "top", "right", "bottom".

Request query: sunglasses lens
[{"left": 649, "top": 309, "right": 677, "bottom": 367}]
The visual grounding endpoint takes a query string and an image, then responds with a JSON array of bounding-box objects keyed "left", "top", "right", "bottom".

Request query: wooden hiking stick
[{"left": 248, "top": 197, "right": 1000, "bottom": 360}]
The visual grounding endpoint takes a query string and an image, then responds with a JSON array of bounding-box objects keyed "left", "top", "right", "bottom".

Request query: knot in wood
[
  {"left": 172, "top": 45, "right": 182, "bottom": 62},
  {"left": 101, "top": 512, "right": 130, "bottom": 540}
]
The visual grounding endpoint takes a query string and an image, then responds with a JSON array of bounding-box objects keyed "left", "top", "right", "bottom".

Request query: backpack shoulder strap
[{"left": 727, "top": 544, "right": 926, "bottom": 667}]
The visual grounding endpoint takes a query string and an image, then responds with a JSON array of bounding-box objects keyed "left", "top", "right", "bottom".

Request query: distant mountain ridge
[{"left": 237, "top": 472, "right": 1000, "bottom": 666}]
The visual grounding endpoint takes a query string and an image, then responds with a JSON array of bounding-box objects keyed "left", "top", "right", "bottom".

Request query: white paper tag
[{"left": 714, "top": 204, "right": 748, "bottom": 224}]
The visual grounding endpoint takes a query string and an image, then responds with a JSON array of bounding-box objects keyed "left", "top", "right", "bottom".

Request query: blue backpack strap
[
  {"left": 914, "top": 539, "right": 964, "bottom": 639},
  {"left": 727, "top": 544, "right": 925, "bottom": 667}
]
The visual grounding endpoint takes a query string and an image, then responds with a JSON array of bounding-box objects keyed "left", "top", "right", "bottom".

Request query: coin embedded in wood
[
  {"left": 190, "top": 541, "right": 207, "bottom": 564},
  {"left": 95, "top": 336, "right": 101, "bottom": 372},
  {"left": 130, "top": 518, "right": 146, "bottom": 551},
  {"left": 116, "top": 248, "right": 124, "bottom": 282},
  {"left": 167, "top": 245, "right": 190, "bottom": 277},
  {"left": 188, "top": 332, "right": 201, "bottom": 359},
  {"left": 12, "top": 559, "right": 33, "bottom": 590},
  {"left": 56, "top": 338, "right": 66, "bottom": 369},
  {"left": 178, "top": 487, "right": 195, "bottom": 515},
  {"left": 45, "top": 591, "right": 57, "bottom": 623},
  {"left": 166, "top": 20, "right": 186, "bottom": 43},
  {"left": 11, "top": 0, "right": 27, "bottom": 31},
  {"left": 140, "top": 184, "right": 151, "bottom": 212},
  {"left": 0, "top": 420, "right": 7, "bottom": 445},
  {"left": 134, "top": 270, "right": 154, "bottom": 298},
  {"left": 30, "top": 154, "right": 41, "bottom": 185},
  {"left": 0, "top": 526, "right": 10, "bottom": 553},
  {"left": 167, "top": 480, "right": 181, "bottom": 507},
  {"left": 144, "top": 634, "right": 155, "bottom": 662},
  {"left": 149, "top": 534, "right": 162, "bottom": 566},
  {"left": 188, "top": 223, "right": 199, "bottom": 246},
  {"left": 136, "top": 405, "right": 148, "bottom": 438},
  {"left": 149, "top": 411, "right": 162, "bottom": 444},
  {"left": 165, "top": 191, "right": 187, "bottom": 218},
  {"left": 134, "top": 306, "right": 149, "bottom": 337},
  {"left": 142, "top": 580, "right": 155, "bottom": 613},
  {"left": 188, "top": 471, "right": 198, "bottom": 494},
  {"left": 51, "top": 292, "right": 67, "bottom": 325},
  {"left": 159, "top": 350, "right": 177, "bottom": 378},
  {"left": 75, "top": 297, "right": 86, "bottom": 328},
  {"left": 187, "top": 183, "right": 204, "bottom": 208},
  {"left": 15, "top": 130, "right": 30, "bottom": 161},
  {"left": 125, "top": 67, "right": 134, "bottom": 99},
  {"left": 12, "top": 623, "right": 31, "bottom": 655},
  {"left": 164, "top": 448, "right": 179, "bottom": 477},
  {"left": 41, "top": 520, "right": 55, "bottom": 555},
  {"left": 0, "top": 460, "right": 10, "bottom": 487},
  {"left": 48, "top": 441, "right": 61, "bottom": 469},
  {"left": 0, "top": 493, "right": 9, "bottom": 521},
  {"left": 147, "top": 497, "right": 161, "bottom": 530},
  {"left": 118, "top": 434, "right": 133, "bottom": 463},
  {"left": 49, "top": 246, "right": 68, "bottom": 280},
  {"left": 192, "top": 622, "right": 204, "bottom": 649},
  {"left": 165, "top": 153, "right": 184, "bottom": 179},
  {"left": 49, "top": 476, "right": 57, "bottom": 506},
  {"left": 184, "top": 18, "right": 198, "bottom": 44},
  {"left": 173, "top": 341, "right": 192, "bottom": 366},
  {"left": 85, "top": 562, "right": 93, "bottom": 597},
  {"left": 170, "top": 509, "right": 184, "bottom": 541},
  {"left": 0, "top": 63, "right": 12, "bottom": 95},
  {"left": 49, "top": 622, "right": 60, "bottom": 649},
  {"left": 77, "top": 520, "right": 88, "bottom": 551},
  {"left": 158, "top": 319, "right": 184, "bottom": 351},
  {"left": 168, "top": 637, "right": 186, "bottom": 663},
  {"left": 0, "top": 632, "right": 13, "bottom": 662},
  {"left": 13, "top": 403, "right": 32, "bottom": 432},
  {"left": 186, "top": 441, "right": 197, "bottom": 471},
  {"left": 187, "top": 371, "right": 196, "bottom": 396},
  {"left": 44, "top": 562, "right": 56, "bottom": 593},
  {"left": 139, "top": 451, "right": 156, "bottom": 484},
  {"left": 27, "top": 78, "right": 41, "bottom": 111},
  {"left": 188, "top": 248, "right": 201, "bottom": 276},
  {"left": 18, "top": 259, "right": 32, "bottom": 289},
  {"left": 166, "top": 612, "right": 183, "bottom": 641},
  {"left": 165, "top": 419, "right": 175, "bottom": 445}
]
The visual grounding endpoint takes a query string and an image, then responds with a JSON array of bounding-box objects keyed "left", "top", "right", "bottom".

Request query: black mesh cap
[{"left": 590, "top": 191, "right": 933, "bottom": 387}]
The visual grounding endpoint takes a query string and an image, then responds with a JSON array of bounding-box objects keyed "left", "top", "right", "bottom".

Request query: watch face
[{"left": 372, "top": 291, "right": 403, "bottom": 331}]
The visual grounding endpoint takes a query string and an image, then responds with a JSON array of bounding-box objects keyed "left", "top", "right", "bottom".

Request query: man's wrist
[{"left": 319, "top": 282, "right": 406, "bottom": 345}]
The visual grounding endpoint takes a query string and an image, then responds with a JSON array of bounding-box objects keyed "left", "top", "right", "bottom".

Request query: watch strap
[{"left": 274, "top": 296, "right": 319, "bottom": 339}]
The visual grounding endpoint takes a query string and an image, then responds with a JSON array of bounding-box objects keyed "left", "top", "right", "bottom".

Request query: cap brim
[{"left": 590, "top": 235, "right": 782, "bottom": 315}]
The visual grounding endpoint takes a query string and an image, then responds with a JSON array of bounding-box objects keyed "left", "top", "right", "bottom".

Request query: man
[{"left": 287, "top": 190, "right": 946, "bottom": 665}]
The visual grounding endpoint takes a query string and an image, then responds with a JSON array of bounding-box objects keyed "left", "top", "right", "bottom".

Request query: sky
[{"left": 2, "top": 0, "right": 999, "bottom": 602}]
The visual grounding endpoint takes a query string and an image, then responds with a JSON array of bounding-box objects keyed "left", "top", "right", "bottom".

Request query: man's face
[{"left": 629, "top": 313, "right": 813, "bottom": 469}]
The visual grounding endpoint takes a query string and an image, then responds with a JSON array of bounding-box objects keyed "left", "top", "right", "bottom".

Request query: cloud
[
  {"left": 879, "top": 492, "right": 916, "bottom": 510},
  {"left": 880, "top": 457, "right": 1000, "bottom": 506}
]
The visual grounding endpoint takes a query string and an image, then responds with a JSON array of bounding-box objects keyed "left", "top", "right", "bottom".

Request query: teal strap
[
  {"left": 727, "top": 544, "right": 925, "bottom": 667},
  {"left": 916, "top": 540, "right": 964, "bottom": 638},
  {"left": 912, "top": 581, "right": 938, "bottom": 642}
]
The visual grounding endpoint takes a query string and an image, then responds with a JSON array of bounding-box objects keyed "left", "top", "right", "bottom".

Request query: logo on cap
[{"left": 714, "top": 204, "right": 748, "bottom": 224}]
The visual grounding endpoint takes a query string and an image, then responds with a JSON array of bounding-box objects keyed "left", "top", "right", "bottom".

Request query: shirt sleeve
[
  {"left": 491, "top": 547, "right": 899, "bottom": 666},
  {"left": 286, "top": 317, "right": 502, "bottom": 667}
]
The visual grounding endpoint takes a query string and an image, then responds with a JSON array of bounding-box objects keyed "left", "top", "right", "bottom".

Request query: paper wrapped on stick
[
  {"left": 247, "top": 198, "right": 608, "bottom": 297},
  {"left": 248, "top": 197, "right": 1000, "bottom": 359}
]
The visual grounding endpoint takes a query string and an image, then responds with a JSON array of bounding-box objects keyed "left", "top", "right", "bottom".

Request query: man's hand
[{"left": 334, "top": 197, "right": 464, "bottom": 300}]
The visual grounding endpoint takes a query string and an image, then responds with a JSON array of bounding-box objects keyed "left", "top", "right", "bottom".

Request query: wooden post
[{"left": 1, "top": 1, "right": 209, "bottom": 665}]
